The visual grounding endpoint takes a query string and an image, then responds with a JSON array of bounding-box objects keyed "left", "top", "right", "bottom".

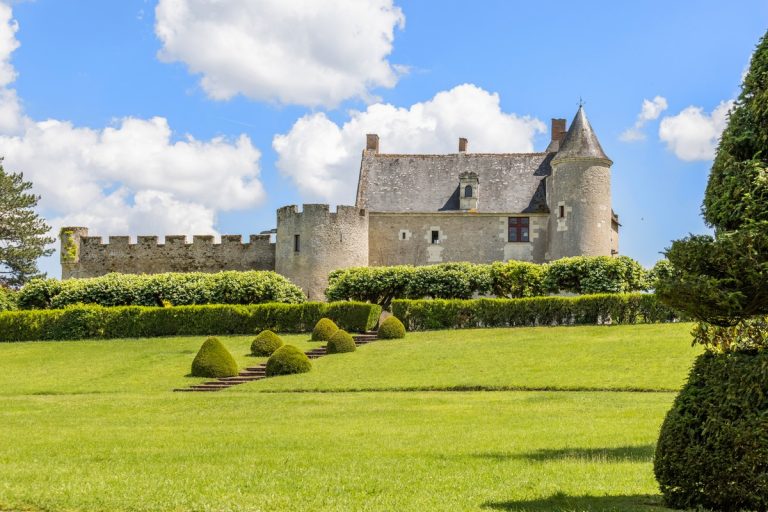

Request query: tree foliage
[
  {"left": 0, "top": 160, "right": 54, "bottom": 287},
  {"left": 658, "top": 30, "right": 768, "bottom": 329}
]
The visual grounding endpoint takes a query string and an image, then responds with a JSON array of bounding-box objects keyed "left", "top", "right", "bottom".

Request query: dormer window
[{"left": 459, "top": 171, "right": 479, "bottom": 210}]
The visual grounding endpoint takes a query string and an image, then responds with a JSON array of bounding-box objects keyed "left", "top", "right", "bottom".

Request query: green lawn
[{"left": 0, "top": 324, "right": 701, "bottom": 511}]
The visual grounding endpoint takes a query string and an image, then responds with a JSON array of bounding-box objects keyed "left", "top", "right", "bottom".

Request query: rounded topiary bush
[
  {"left": 250, "top": 329, "right": 284, "bottom": 356},
  {"left": 265, "top": 345, "right": 312, "bottom": 377},
  {"left": 326, "top": 329, "right": 356, "bottom": 354},
  {"left": 378, "top": 316, "right": 406, "bottom": 339},
  {"left": 191, "top": 337, "right": 238, "bottom": 378},
  {"left": 311, "top": 317, "right": 338, "bottom": 341},
  {"left": 654, "top": 351, "right": 768, "bottom": 511}
]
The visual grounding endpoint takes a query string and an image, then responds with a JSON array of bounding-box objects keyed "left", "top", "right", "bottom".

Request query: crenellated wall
[{"left": 60, "top": 228, "right": 275, "bottom": 279}]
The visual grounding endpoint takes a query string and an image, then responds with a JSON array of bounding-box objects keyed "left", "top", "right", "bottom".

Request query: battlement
[
  {"left": 277, "top": 204, "right": 368, "bottom": 222},
  {"left": 61, "top": 227, "right": 276, "bottom": 279},
  {"left": 77, "top": 233, "right": 273, "bottom": 249}
]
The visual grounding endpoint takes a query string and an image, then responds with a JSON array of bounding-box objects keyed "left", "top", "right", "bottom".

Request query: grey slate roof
[
  {"left": 356, "top": 152, "right": 552, "bottom": 214},
  {"left": 552, "top": 106, "right": 611, "bottom": 164}
]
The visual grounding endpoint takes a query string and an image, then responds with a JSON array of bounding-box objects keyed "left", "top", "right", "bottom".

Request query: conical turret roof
[{"left": 552, "top": 106, "right": 611, "bottom": 165}]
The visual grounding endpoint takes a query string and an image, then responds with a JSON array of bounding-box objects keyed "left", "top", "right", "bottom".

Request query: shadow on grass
[
  {"left": 482, "top": 492, "right": 667, "bottom": 511},
  {"left": 475, "top": 445, "right": 655, "bottom": 463}
]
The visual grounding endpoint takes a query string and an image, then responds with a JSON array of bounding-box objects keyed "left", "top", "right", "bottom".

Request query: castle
[{"left": 60, "top": 106, "right": 619, "bottom": 300}]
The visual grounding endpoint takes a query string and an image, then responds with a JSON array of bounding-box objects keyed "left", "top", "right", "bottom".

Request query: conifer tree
[
  {"left": 657, "top": 31, "right": 768, "bottom": 329},
  {"left": 0, "top": 159, "right": 54, "bottom": 287}
]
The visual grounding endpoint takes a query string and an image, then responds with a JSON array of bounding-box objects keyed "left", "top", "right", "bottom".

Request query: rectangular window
[
  {"left": 294, "top": 234, "right": 300, "bottom": 252},
  {"left": 559, "top": 205, "right": 565, "bottom": 218},
  {"left": 431, "top": 230, "right": 439, "bottom": 244},
  {"left": 508, "top": 217, "right": 530, "bottom": 243}
]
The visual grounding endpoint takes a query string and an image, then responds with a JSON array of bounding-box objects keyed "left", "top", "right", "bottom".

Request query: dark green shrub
[
  {"left": 490, "top": 261, "right": 545, "bottom": 298},
  {"left": 311, "top": 318, "right": 338, "bottom": 341},
  {"left": 654, "top": 351, "right": 768, "bottom": 511},
  {"left": 0, "top": 301, "right": 381, "bottom": 342},
  {"left": 391, "top": 294, "right": 679, "bottom": 331},
  {"left": 250, "top": 330, "right": 284, "bottom": 356},
  {"left": 378, "top": 316, "right": 405, "bottom": 339},
  {"left": 265, "top": 345, "right": 312, "bottom": 376},
  {"left": 17, "top": 271, "right": 306, "bottom": 310},
  {"left": 191, "top": 337, "right": 238, "bottom": 378},
  {"left": 326, "top": 329, "right": 356, "bottom": 354}
]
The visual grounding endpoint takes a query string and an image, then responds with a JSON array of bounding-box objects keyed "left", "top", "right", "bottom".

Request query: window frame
[
  {"left": 464, "top": 185, "right": 473, "bottom": 198},
  {"left": 508, "top": 217, "right": 530, "bottom": 243}
]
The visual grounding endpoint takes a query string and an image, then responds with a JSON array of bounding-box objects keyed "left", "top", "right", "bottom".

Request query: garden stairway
[{"left": 173, "top": 333, "right": 378, "bottom": 392}]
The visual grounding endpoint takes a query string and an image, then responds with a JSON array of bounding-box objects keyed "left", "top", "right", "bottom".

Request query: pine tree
[
  {"left": 657, "top": 30, "right": 768, "bottom": 329},
  {"left": 0, "top": 159, "right": 54, "bottom": 287}
]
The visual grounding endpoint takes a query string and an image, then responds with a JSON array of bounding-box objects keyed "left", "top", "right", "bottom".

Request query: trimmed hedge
[
  {"left": 326, "top": 329, "right": 356, "bottom": 354},
  {"left": 191, "top": 337, "right": 239, "bottom": 378},
  {"left": 311, "top": 318, "right": 339, "bottom": 341},
  {"left": 0, "top": 301, "right": 382, "bottom": 341},
  {"left": 378, "top": 316, "right": 406, "bottom": 339},
  {"left": 266, "top": 345, "right": 312, "bottom": 376},
  {"left": 391, "top": 293, "right": 679, "bottom": 330},
  {"left": 17, "top": 271, "right": 306, "bottom": 310},
  {"left": 654, "top": 351, "right": 768, "bottom": 511},
  {"left": 250, "top": 330, "right": 284, "bottom": 356},
  {"left": 326, "top": 257, "right": 651, "bottom": 309}
]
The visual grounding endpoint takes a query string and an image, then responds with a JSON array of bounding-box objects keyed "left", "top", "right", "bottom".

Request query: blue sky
[{"left": 0, "top": 0, "right": 766, "bottom": 277}]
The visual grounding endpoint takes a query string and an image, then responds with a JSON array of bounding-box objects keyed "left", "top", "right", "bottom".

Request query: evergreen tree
[
  {"left": 0, "top": 159, "right": 54, "bottom": 287},
  {"left": 657, "top": 30, "right": 768, "bottom": 329}
]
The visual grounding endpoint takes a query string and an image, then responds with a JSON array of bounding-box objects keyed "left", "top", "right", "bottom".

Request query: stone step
[
  {"left": 220, "top": 377, "right": 264, "bottom": 383},
  {"left": 238, "top": 371, "right": 266, "bottom": 376},
  {"left": 244, "top": 366, "right": 267, "bottom": 372},
  {"left": 194, "top": 382, "right": 231, "bottom": 388}
]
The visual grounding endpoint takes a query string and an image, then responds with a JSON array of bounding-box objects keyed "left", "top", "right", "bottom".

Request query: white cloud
[
  {"left": 620, "top": 96, "right": 668, "bottom": 142},
  {"left": 154, "top": 0, "right": 405, "bottom": 108},
  {"left": 0, "top": 2, "right": 265, "bottom": 240},
  {"left": 273, "top": 83, "right": 547, "bottom": 204},
  {"left": 658, "top": 100, "right": 733, "bottom": 161}
]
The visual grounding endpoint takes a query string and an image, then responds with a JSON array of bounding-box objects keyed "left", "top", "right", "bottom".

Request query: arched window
[{"left": 464, "top": 185, "right": 473, "bottom": 198}]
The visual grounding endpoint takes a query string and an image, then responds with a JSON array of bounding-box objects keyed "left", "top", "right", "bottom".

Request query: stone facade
[
  {"left": 61, "top": 106, "right": 619, "bottom": 300},
  {"left": 369, "top": 212, "right": 548, "bottom": 266}
]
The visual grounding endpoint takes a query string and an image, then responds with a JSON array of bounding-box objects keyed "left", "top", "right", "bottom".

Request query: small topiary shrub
[
  {"left": 265, "top": 345, "right": 312, "bottom": 376},
  {"left": 326, "top": 329, "right": 356, "bottom": 354},
  {"left": 250, "top": 329, "right": 284, "bottom": 356},
  {"left": 311, "top": 317, "right": 338, "bottom": 341},
  {"left": 191, "top": 337, "right": 238, "bottom": 378},
  {"left": 378, "top": 316, "right": 406, "bottom": 339},
  {"left": 654, "top": 351, "right": 768, "bottom": 511}
]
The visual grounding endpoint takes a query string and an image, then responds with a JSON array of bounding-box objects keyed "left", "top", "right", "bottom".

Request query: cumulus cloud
[
  {"left": 0, "top": 2, "right": 264, "bottom": 240},
  {"left": 620, "top": 96, "right": 668, "bottom": 142},
  {"left": 273, "top": 83, "right": 547, "bottom": 204},
  {"left": 658, "top": 100, "right": 734, "bottom": 161},
  {"left": 154, "top": 0, "right": 405, "bottom": 108}
]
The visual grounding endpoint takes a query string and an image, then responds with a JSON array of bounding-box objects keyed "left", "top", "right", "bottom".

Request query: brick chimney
[
  {"left": 458, "top": 137, "right": 468, "bottom": 153},
  {"left": 551, "top": 119, "right": 567, "bottom": 144},
  {"left": 366, "top": 134, "right": 379, "bottom": 154}
]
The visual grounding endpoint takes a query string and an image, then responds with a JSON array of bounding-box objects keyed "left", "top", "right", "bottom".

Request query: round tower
[
  {"left": 548, "top": 106, "right": 614, "bottom": 260},
  {"left": 275, "top": 204, "right": 369, "bottom": 301}
]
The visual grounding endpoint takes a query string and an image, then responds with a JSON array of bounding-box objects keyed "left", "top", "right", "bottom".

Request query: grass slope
[
  {"left": 0, "top": 324, "right": 699, "bottom": 395},
  {"left": 0, "top": 391, "right": 673, "bottom": 512},
  {"left": 250, "top": 323, "right": 700, "bottom": 392}
]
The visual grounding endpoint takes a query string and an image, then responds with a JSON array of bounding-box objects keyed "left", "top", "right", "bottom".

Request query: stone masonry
[{"left": 61, "top": 106, "right": 619, "bottom": 300}]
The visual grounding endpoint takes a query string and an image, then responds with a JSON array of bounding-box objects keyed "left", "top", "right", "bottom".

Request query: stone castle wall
[
  {"left": 60, "top": 227, "right": 275, "bottom": 279},
  {"left": 368, "top": 212, "right": 549, "bottom": 266},
  {"left": 275, "top": 204, "right": 368, "bottom": 300}
]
